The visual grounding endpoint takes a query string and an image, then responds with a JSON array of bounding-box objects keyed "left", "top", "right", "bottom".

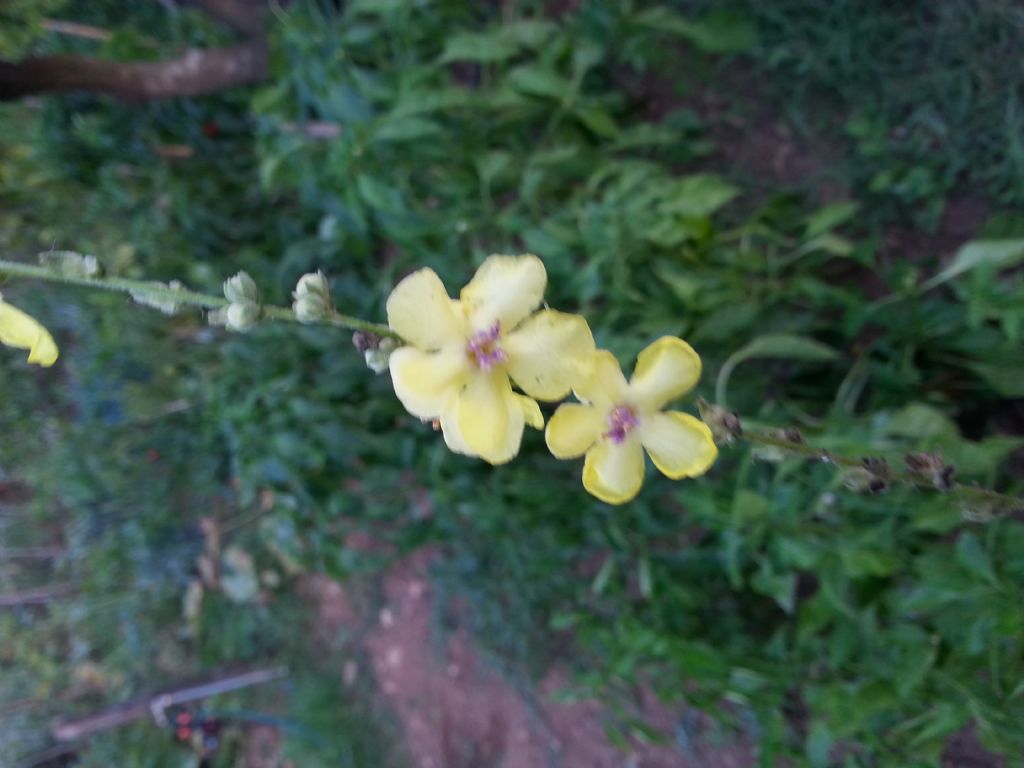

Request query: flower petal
[
  {"left": 640, "top": 411, "right": 718, "bottom": 480},
  {"left": 439, "top": 405, "right": 474, "bottom": 457},
  {"left": 516, "top": 394, "right": 544, "bottom": 430},
  {"left": 629, "top": 336, "right": 702, "bottom": 411},
  {"left": 460, "top": 254, "right": 546, "bottom": 331},
  {"left": 387, "top": 268, "right": 467, "bottom": 350},
  {"left": 0, "top": 301, "right": 59, "bottom": 367},
  {"left": 505, "top": 310, "right": 595, "bottom": 401},
  {"left": 573, "top": 350, "right": 628, "bottom": 408},
  {"left": 389, "top": 346, "right": 470, "bottom": 420},
  {"left": 582, "top": 436, "right": 644, "bottom": 505},
  {"left": 454, "top": 372, "right": 525, "bottom": 465},
  {"left": 545, "top": 403, "right": 604, "bottom": 459}
]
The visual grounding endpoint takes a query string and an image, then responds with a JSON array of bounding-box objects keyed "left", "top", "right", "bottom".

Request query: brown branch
[
  {"left": 0, "top": 40, "right": 268, "bottom": 102},
  {"left": 40, "top": 19, "right": 113, "bottom": 42},
  {"left": 51, "top": 666, "right": 288, "bottom": 741}
]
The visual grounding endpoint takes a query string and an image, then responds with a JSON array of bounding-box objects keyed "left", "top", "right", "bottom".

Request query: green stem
[
  {"left": 0, "top": 258, "right": 400, "bottom": 340},
  {"left": 741, "top": 428, "right": 1023, "bottom": 515}
]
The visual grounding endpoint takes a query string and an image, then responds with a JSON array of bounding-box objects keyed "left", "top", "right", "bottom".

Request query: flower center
[
  {"left": 603, "top": 405, "right": 638, "bottom": 444},
  {"left": 466, "top": 322, "right": 508, "bottom": 371}
]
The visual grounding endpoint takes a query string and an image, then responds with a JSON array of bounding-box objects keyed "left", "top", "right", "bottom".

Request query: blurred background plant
[{"left": 1, "top": 1, "right": 1022, "bottom": 766}]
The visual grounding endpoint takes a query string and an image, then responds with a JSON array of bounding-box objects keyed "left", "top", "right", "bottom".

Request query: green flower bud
[
  {"left": 224, "top": 272, "right": 258, "bottom": 304},
  {"left": 292, "top": 271, "right": 333, "bottom": 323},
  {"left": 364, "top": 337, "right": 399, "bottom": 374},
  {"left": 130, "top": 280, "right": 186, "bottom": 315},
  {"left": 225, "top": 301, "right": 260, "bottom": 332},
  {"left": 39, "top": 251, "right": 101, "bottom": 279}
]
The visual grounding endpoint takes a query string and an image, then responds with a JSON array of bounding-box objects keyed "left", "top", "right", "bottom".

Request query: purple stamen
[
  {"left": 467, "top": 322, "right": 508, "bottom": 371},
  {"left": 603, "top": 406, "right": 638, "bottom": 444}
]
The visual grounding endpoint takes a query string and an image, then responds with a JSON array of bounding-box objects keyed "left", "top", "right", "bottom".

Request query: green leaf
[
  {"left": 751, "top": 564, "right": 796, "bottom": 614},
  {"left": 635, "top": 8, "right": 759, "bottom": 53},
  {"left": 955, "top": 532, "right": 999, "bottom": 586},
  {"left": 506, "top": 65, "right": 571, "bottom": 100},
  {"left": 967, "top": 360, "right": 1024, "bottom": 397},
  {"left": 805, "top": 201, "right": 859, "bottom": 238},
  {"left": 499, "top": 19, "right": 557, "bottom": 49},
  {"left": 883, "top": 403, "right": 959, "bottom": 442},
  {"left": 661, "top": 174, "right": 739, "bottom": 218},
  {"left": 715, "top": 334, "right": 840, "bottom": 407},
  {"left": 373, "top": 116, "right": 442, "bottom": 142},
  {"left": 440, "top": 31, "right": 518, "bottom": 63},
  {"left": 921, "top": 239, "right": 1024, "bottom": 290},
  {"left": 806, "top": 721, "right": 833, "bottom": 768}
]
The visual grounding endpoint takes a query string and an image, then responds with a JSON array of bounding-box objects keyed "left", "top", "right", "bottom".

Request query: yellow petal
[
  {"left": 460, "top": 254, "right": 546, "bottom": 331},
  {"left": 629, "top": 336, "right": 701, "bottom": 411},
  {"left": 516, "top": 394, "right": 544, "bottom": 430},
  {"left": 545, "top": 403, "right": 604, "bottom": 459},
  {"left": 505, "top": 310, "right": 595, "bottom": 401},
  {"left": 387, "top": 268, "right": 468, "bottom": 350},
  {"left": 640, "top": 411, "right": 718, "bottom": 480},
  {"left": 439, "top": 404, "right": 475, "bottom": 457},
  {"left": 0, "top": 301, "right": 59, "bottom": 367},
  {"left": 454, "top": 372, "right": 525, "bottom": 465},
  {"left": 573, "top": 350, "right": 628, "bottom": 408},
  {"left": 389, "top": 346, "right": 469, "bottom": 420},
  {"left": 582, "top": 436, "right": 644, "bottom": 505}
]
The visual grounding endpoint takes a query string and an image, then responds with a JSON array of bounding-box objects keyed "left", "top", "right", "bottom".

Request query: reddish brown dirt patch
[{"left": 359, "top": 548, "right": 754, "bottom": 768}]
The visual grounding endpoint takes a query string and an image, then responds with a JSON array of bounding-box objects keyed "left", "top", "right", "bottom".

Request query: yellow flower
[
  {"left": 545, "top": 337, "right": 717, "bottom": 504},
  {"left": 0, "top": 296, "right": 59, "bottom": 367},
  {"left": 387, "top": 254, "right": 595, "bottom": 465}
]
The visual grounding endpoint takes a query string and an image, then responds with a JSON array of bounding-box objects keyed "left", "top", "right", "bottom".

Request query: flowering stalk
[
  {"left": 735, "top": 422, "right": 1023, "bottom": 516},
  {"left": 0, "top": 258, "right": 399, "bottom": 339}
]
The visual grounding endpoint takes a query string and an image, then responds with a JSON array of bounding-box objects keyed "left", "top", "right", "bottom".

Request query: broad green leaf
[
  {"left": 921, "top": 239, "right": 1024, "bottom": 290},
  {"left": 506, "top": 65, "right": 571, "bottom": 100},
  {"left": 499, "top": 19, "right": 557, "bottom": 49},
  {"left": 662, "top": 174, "right": 739, "bottom": 218},
  {"left": 715, "top": 334, "right": 840, "bottom": 407},
  {"left": 805, "top": 201, "right": 859, "bottom": 238},
  {"left": 883, "top": 403, "right": 959, "bottom": 441}
]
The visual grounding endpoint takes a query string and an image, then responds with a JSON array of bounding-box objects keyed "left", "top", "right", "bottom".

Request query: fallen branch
[
  {"left": 0, "top": 40, "right": 268, "bottom": 102},
  {"left": 51, "top": 665, "right": 288, "bottom": 741}
]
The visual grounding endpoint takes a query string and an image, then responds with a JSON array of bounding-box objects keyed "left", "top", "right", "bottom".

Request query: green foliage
[
  {"left": 1, "top": 1, "right": 1023, "bottom": 766},
  {"left": 725, "top": 0, "right": 1024, "bottom": 214}
]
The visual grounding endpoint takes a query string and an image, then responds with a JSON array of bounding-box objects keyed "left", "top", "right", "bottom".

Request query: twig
[
  {"left": 40, "top": 20, "right": 113, "bottom": 42},
  {"left": 51, "top": 665, "right": 288, "bottom": 741}
]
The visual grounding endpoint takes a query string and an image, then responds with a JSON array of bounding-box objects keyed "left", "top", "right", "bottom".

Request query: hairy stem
[{"left": 0, "top": 259, "right": 400, "bottom": 339}]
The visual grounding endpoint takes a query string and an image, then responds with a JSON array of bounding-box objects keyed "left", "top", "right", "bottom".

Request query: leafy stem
[{"left": 739, "top": 427, "right": 1023, "bottom": 516}]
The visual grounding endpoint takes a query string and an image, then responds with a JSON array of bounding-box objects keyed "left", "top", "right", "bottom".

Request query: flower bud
[
  {"left": 225, "top": 301, "right": 260, "bottom": 332},
  {"left": 39, "top": 251, "right": 101, "bottom": 279},
  {"left": 292, "top": 271, "right": 333, "bottom": 323},
  {"left": 223, "top": 272, "right": 258, "bottom": 304},
  {"left": 130, "top": 280, "right": 186, "bottom": 315},
  {"left": 364, "top": 337, "right": 399, "bottom": 374},
  {"left": 696, "top": 398, "right": 742, "bottom": 445}
]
